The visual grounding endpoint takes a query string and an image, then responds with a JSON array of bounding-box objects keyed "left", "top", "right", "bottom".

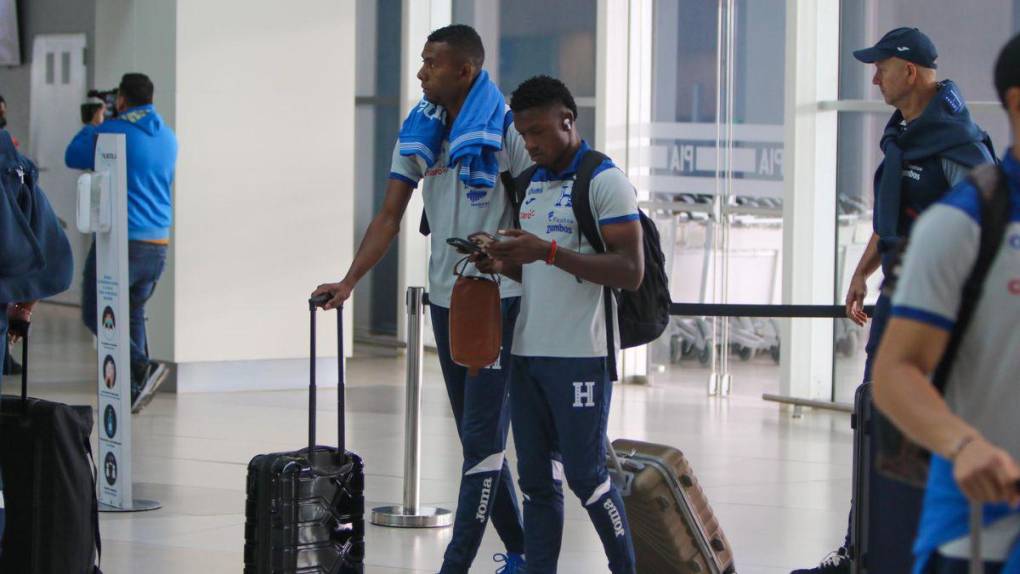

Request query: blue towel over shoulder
[{"left": 398, "top": 70, "right": 506, "bottom": 189}]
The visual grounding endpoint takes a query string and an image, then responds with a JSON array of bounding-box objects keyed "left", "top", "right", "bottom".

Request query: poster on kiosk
[{"left": 76, "top": 133, "right": 160, "bottom": 512}]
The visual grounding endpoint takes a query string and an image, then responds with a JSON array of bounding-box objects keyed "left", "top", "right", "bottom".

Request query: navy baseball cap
[{"left": 854, "top": 27, "right": 938, "bottom": 69}]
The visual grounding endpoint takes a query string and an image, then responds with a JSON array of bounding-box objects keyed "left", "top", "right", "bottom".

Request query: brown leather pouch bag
[{"left": 449, "top": 258, "right": 501, "bottom": 376}]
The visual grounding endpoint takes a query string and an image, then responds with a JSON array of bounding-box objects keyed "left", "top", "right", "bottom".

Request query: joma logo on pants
[
  {"left": 603, "top": 498, "right": 625, "bottom": 537},
  {"left": 476, "top": 477, "right": 493, "bottom": 522}
]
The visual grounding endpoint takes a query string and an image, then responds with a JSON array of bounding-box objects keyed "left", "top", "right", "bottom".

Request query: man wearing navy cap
[{"left": 795, "top": 27, "right": 995, "bottom": 574}]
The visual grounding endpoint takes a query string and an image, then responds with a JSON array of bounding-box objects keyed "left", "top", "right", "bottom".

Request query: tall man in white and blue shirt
[
  {"left": 312, "top": 25, "right": 528, "bottom": 574},
  {"left": 482, "top": 75, "right": 641, "bottom": 574},
  {"left": 874, "top": 34, "right": 1020, "bottom": 574}
]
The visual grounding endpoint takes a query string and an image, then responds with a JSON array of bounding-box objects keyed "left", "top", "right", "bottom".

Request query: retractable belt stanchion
[
  {"left": 77, "top": 133, "right": 160, "bottom": 513},
  {"left": 371, "top": 287, "right": 452, "bottom": 528}
]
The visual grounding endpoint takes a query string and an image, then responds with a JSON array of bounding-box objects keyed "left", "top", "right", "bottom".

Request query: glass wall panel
[
  {"left": 354, "top": 0, "right": 402, "bottom": 338},
  {"left": 641, "top": 0, "right": 787, "bottom": 395}
]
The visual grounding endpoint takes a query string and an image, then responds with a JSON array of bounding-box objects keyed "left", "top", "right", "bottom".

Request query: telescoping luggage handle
[
  {"left": 970, "top": 502, "right": 983, "bottom": 574},
  {"left": 308, "top": 294, "right": 345, "bottom": 454}
]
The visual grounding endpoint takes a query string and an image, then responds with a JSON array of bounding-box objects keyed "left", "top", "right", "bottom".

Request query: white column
[
  {"left": 780, "top": 0, "right": 839, "bottom": 401},
  {"left": 398, "top": 0, "right": 451, "bottom": 344},
  {"left": 597, "top": 0, "right": 649, "bottom": 383},
  {"left": 596, "top": 0, "right": 630, "bottom": 164}
]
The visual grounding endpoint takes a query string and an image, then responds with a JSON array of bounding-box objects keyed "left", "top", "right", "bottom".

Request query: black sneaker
[
  {"left": 131, "top": 362, "right": 169, "bottom": 414},
  {"left": 791, "top": 548, "right": 850, "bottom": 574}
]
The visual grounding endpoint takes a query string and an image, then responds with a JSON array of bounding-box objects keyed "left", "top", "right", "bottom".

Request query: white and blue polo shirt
[
  {"left": 389, "top": 110, "right": 531, "bottom": 308},
  {"left": 512, "top": 142, "right": 640, "bottom": 358},
  {"left": 891, "top": 150, "right": 1020, "bottom": 563}
]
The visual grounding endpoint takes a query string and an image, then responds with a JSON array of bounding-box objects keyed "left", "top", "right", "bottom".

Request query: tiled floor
[{"left": 3, "top": 304, "right": 861, "bottom": 573}]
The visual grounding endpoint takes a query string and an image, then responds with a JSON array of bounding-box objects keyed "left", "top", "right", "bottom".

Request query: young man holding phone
[{"left": 479, "top": 75, "right": 641, "bottom": 573}]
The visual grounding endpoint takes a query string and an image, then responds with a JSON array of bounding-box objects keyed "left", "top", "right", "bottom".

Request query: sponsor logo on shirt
[
  {"left": 528, "top": 186, "right": 543, "bottom": 195},
  {"left": 467, "top": 188, "right": 487, "bottom": 203},
  {"left": 524, "top": 196, "right": 538, "bottom": 207},
  {"left": 547, "top": 211, "right": 575, "bottom": 235},
  {"left": 521, "top": 209, "right": 536, "bottom": 220},
  {"left": 425, "top": 166, "right": 448, "bottom": 177},
  {"left": 554, "top": 184, "right": 573, "bottom": 208}
]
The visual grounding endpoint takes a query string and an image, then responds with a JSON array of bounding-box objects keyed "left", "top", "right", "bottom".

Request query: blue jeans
[
  {"left": 82, "top": 240, "right": 168, "bottom": 386},
  {"left": 431, "top": 298, "right": 525, "bottom": 573},
  {"left": 511, "top": 355, "right": 636, "bottom": 574}
]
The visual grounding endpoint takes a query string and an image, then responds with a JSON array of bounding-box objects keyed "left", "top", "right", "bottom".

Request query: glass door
[{"left": 632, "top": 0, "right": 787, "bottom": 397}]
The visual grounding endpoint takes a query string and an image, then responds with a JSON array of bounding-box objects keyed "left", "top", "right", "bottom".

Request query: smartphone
[
  {"left": 446, "top": 237, "right": 483, "bottom": 254},
  {"left": 468, "top": 232, "right": 500, "bottom": 249}
]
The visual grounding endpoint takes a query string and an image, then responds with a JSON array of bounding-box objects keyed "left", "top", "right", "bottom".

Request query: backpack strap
[
  {"left": 510, "top": 165, "right": 539, "bottom": 229},
  {"left": 569, "top": 150, "right": 620, "bottom": 380},
  {"left": 931, "top": 163, "right": 1011, "bottom": 394},
  {"left": 572, "top": 150, "right": 610, "bottom": 253}
]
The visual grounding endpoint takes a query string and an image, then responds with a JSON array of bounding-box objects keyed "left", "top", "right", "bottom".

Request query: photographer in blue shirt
[{"left": 65, "top": 73, "right": 178, "bottom": 414}]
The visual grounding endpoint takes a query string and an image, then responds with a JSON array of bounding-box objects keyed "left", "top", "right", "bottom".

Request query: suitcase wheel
[{"left": 679, "top": 474, "right": 694, "bottom": 488}]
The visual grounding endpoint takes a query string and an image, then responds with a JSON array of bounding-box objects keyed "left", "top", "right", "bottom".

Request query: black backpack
[
  {"left": 874, "top": 162, "right": 1011, "bottom": 487},
  {"left": 513, "top": 150, "right": 671, "bottom": 380}
]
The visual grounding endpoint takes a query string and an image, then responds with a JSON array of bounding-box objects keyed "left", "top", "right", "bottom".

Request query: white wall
[
  {"left": 172, "top": 0, "right": 355, "bottom": 368},
  {"left": 96, "top": 0, "right": 356, "bottom": 391}
]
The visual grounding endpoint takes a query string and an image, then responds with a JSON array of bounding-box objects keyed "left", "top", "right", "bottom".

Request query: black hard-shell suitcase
[
  {"left": 243, "top": 298, "right": 365, "bottom": 573},
  {"left": 850, "top": 383, "right": 924, "bottom": 574},
  {"left": 0, "top": 326, "right": 103, "bottom": 573}
]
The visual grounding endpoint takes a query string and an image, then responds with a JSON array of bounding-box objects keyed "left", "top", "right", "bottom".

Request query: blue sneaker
[{"left": 494, "top": 553, "right": 526, "bottom": 574}]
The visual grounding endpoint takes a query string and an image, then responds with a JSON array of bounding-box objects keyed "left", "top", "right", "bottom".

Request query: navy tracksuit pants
[
  {"left": 431, "top": 298, "right": 525, "bottom": 573},
  {"left": 510, "top": 355, "right": 636, "bottom": 574}
]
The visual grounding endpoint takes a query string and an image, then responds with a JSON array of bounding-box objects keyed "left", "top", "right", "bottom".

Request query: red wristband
[{"left": 545, "top": 240, "right": 558, "bottom": 265}]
